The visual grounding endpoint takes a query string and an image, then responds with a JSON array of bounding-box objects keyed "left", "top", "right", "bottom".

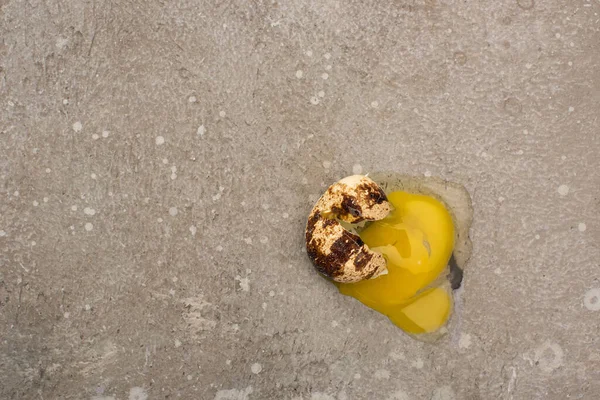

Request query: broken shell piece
[
  {"left": 305, "top": 175, "right": 391, "bottom": 283},
  {"left": 316, "top": 175, "right": 391, "bottom": 223}
]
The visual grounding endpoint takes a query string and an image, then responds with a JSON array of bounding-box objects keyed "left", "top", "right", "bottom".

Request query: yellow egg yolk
[{"left": 337, "top": 191, "right": 455, "bottom": 334}]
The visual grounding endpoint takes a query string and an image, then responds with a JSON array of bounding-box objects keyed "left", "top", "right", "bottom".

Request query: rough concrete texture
[{"left": 1, "top": 0, "right": 599, "bottom": 399}]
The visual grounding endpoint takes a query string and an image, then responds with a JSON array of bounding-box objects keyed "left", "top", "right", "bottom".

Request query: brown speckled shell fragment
[{"left": 305, "top": 175, "right": 391, "bottom": 283}]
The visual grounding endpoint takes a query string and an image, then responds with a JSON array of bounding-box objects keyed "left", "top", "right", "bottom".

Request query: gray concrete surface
[{"left": 1, "top": 0, "right": 599, "bottom": 399}]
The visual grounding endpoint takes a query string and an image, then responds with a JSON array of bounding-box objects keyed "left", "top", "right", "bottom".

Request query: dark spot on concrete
[{"left": 447, "top": 254, "right": 463, "bottom": 290}]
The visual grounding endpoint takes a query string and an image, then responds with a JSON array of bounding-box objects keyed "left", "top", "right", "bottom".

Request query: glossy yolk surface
[{"left": 337, "top": 191, "right": 455, "bottom": 334}]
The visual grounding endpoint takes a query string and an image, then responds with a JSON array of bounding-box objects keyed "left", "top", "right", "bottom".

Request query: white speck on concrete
[
  {"left": 374, "top": 369, "right": 390, "bottom": 379},
  {"left": 494, "top": 268, "right": 502, "bottom": 275},
  {"left": 324, "top": 53, "right": 331, "bottom": 59},
  {"left": 568, "top": 106, "right": 575, "bottom": 112},
  {"left": 583, "top": 288, "right": 600, "bottom": 311},
  {"left": 85, "top": 223, "right": 93, "bottom": 231},
  {"left": 243, "top": 237, "right": 252, "bottom": 244},
  {"left": 214, "top": 386, "right": 253, "bottom": 400},
  {"left": 561, "top": 155, "right": 567, "bottom": 160},
  {"left": 306, "top": 50, "right": 313, "bottom": 57},
  {"left": 219, "top": 110, "right": 226, "bottom": 118},
  {"left": 33, "top": 200, "right": 39, "bottom": 207},
  {"left": 282, "top": 212, "right": 289, "bottom": 219},
  {"left": 431, "top": 385, "right": 456, "bottom": 400},
  {"left": 236, "top": 276, "right": 250, "bottom": 291},
  {"left": 322, "top": 160, "right": 331, "bottom": 169},
  {"left": 162, "top": 158, "right": 169, "bottom": 164},
  {"left": 525, "top": 63, "right": 532, "bottom": 69},
  {"left": 45, "top": 168, "right": 51, "bottom": 173},
  {"left": 84, "top": 304, "right": 91, "bottom": 311},
  {"left": 555, "top": 32, "right": 561, "bottom": 39},
  {"left": 459, "top": 333, "right": 472, "bottom": 349},
  {"left": 189, "top": 225, "right": 197, "bottom": 236},
  {"left": 318, "top": 90, "right": 325, "bottom": 98},
  {"left": 412, "top": 358, "right": 424, "bottom": 369},
  {"left": 310, "top": 96, "right": 320, "bottom": 105},
  {"left": 321, "top": 72, "right": 329, "bottom": 80},
  {"left": 43, "top": 197, "right": 49, "bottom": 203},
  {"left": 260, "top": 236, "right": 268, "bottom": 244},
  {"left": 533, "top": 341, "right": 564, "bottom": 373},
  {"left": 189, "top": 95, "right": 197, "bottom": 103},
  {"left": 216, "top": 245, "right": 223, "bottom": 252},
  {"left": 389, "top": 350, "right": 405, "bottom": 361},
  {"left": 535, "top": 234, "right": 540, "bottom": 239},
  {"left": 55, "top": 36, "right": 69, "bottom": 49},
  {"left": 261, "top": 302, "right": 267, "bottom": 310},
  {"left": 197, "top": 125, "right": 206, "bottom": 137},
  {"left": 250, "top": 363, "right": 262, "bottom": 374},
  {"left": 578, "top": 222, "right": 586, "bottom": 232},
  {"left": 352, "top": 164, "right": 363, "bottom": 174},
  {"left": 72, "top": 121, "right": 83, "bottom": 132},
  {"left": 296, "top": 70, "right": 303, "bottom": 78},
  {"left": 63, "top": 312, "right": 70, "bottom": 319},
  {"left": 128, "top": 387, "right": 148, "bottom": 400},
  {"left": 558, "top": 185, "right": 569, "bottom": 196},
  {"left": 0, "top": 230, "right": 6, "bottom": 237},
  {"left": 371, "top": 100, "right": 379, "bottom": 108},
  {"left": 92, "top": 133, "right": 100, "bottom": 140},
  {"left": 325, "top": 64, "right": 332, "bottom": 70},
  {"left": 269, "top": 290, "right": 275, "bottom": 297},
  {"left": 155, "top": 136, "right": 165, "bottom": 145},
  {"left": 568, "top": 61, "right": 573, "bottom": 66},
  {"left": 169, "top": 207, "right": 178, "bottom": 216},
  {"left": 84, "top": 207, "right": 96, "bottom": 216},
  {"left": 13, "top": 191, "right": 19, "bottom": 196},
  {"left": 424, "top": 170, "right": 432, "bottom": 177},
  {"left": 62, "top": 99, "right": 69, "bottom": 105},
  {"left": 102, "top": 130, "right": 110, "bottom": 138}
]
